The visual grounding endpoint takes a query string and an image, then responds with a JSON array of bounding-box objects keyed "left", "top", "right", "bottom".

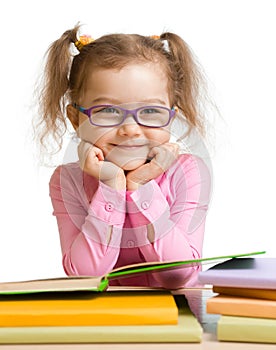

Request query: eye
[
  {"left": 101, "top": 107, "right": 119, "bottom": 114},
  {"left": 92, "top": 106, "right": 121, "bottom": 116},
  {"left": 141, "top": 108, "right": 160, "bottom": 114}
]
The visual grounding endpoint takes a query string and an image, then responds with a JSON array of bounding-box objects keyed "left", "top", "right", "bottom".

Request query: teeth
[
  {"left": 119, "top": 145, "right": 145, "bottom": 148},
  {"left": 119, "top": 143, "right": 147, "bottom": 147}
]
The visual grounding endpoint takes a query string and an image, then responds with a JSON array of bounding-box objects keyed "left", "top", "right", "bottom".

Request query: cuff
[
  {"left": 127, "top": 180, "right": 168, "bottom": 226},
  {"left": 88, "top": 181, "right": 126, "bottom": 225}
]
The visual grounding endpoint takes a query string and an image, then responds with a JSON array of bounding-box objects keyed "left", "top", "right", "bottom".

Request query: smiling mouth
[
  {"left": 111, "top": 143, "right": 148, "bottom": 150},
  {"left": 115, "top": 145, "right": 147, "bottom": 150}
]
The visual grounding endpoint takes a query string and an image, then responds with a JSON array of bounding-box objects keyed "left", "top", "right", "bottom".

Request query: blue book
[{"left": 198, "top": 257, "right": 276, "bottom": 289}]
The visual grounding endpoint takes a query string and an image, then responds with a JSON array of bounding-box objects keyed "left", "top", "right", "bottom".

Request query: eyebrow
[{"left": 91, "top": 97, "right": 168, "bottom": 106}]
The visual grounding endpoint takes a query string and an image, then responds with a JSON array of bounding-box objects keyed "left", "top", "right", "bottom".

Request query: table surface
[{"left": 0, "top": 288, "right": 275, "bottom": 349}]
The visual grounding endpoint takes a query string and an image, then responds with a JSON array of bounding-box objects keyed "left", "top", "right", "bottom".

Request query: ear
[{"left": 66, "top": 104, "right": 79, "bottom": 130}]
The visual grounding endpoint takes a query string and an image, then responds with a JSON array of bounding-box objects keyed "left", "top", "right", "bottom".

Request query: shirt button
[
  {"left": 141, "top": 201, "right": 149, "bottom": 210},
  {"left": 127, "top": 240, "right": 135, "bottom": 248},
  {"left": 105, "top": 203, "right": 114, "bottom": 212}
]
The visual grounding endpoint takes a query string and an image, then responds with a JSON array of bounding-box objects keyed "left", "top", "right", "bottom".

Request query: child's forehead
[
  {"left": 85, "top": 63, "right": 168, "bottom": 92},
  {"left": 81, "top": 63, "right": 170, "bottom": 106},
  {"left": 88, "top": 61, "right": 166, "bottom": 78}
]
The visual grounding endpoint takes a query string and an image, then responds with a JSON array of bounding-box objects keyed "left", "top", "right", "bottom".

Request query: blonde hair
[{"left": 35, "top": 24, "right": 208, "bottom": 156}]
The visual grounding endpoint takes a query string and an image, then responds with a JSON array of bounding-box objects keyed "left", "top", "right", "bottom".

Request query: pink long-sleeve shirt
[{"left": 49, "top": 154, "right": 211, "bottom": 289}]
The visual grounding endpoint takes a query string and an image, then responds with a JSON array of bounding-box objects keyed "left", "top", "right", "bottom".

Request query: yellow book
[
  {"left": 218, "top": 315, "right": 276, "bottom": 343},
  {"left": 0, "top": 291, "right": 177, "bottom": 327}
]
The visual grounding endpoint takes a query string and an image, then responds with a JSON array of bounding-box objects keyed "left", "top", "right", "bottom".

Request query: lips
[
  {"left": 111, "top": 141, "right": 148, "bottom": 150},
  {"left": 116, "top": 145, "right": 146, "bottom": 150}
]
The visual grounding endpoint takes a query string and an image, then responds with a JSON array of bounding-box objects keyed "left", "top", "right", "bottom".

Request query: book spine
[
  {"left": 213, "top": 286, "right": 276, "bottom": 301},
  {"left": 0, "top": 307, "right": 178, "bottom": 327},
  {"left": 207, "top": 296, "right": 276, "bottom": 319},
  {"left": 0, "top": 326, "right": 202, "bottom": 343},
  {"left": 218, "top": 316, "right": 276, "bottom": 343}
]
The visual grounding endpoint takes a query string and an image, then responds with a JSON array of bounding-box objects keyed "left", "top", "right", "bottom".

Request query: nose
[{"left": 117, "top": 114, "right": 142, "bottom": 136}]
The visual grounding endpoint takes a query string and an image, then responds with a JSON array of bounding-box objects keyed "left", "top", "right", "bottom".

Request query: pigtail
[
  {"left": 160, "top": 32, "right": 206, "bottom": 135},
  {"left": 35, "top": 24, "right": 80, "bottom": 156}
]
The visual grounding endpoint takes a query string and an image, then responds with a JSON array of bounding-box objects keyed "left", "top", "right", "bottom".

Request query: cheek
[
  {"left": 77, "top": 119, "right": 113, "bottom": 146},
  {"left": 146, "top": 128, "right": 171, "bottom": 147}
]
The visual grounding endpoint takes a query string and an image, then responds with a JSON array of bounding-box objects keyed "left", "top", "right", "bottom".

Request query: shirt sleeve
[
  {"left": 126, "top": 155, "right": 212, "bottom": 288},
  {"left": 49, "top": 165, "right": 126, "bottom": 277}
]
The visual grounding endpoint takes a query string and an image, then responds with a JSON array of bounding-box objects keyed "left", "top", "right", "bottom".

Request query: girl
[{"left": 36, "top": 24, "right": 212, "bottom": 289}]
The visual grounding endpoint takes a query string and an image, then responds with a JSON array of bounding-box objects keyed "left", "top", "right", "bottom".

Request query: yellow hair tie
[
  {"left": 150, "top": 35, "right": 160, "bottom": 40},
  {"left": 74, "top": 35, "right": 94, "bottom": 51}
]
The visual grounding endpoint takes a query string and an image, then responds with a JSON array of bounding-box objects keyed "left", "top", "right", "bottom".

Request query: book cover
[
  {"left": 217, "top": 315, "right": 276, "bottom": 343},
  {"left": 0, "top": 295, "right": 202, "bottom": 344},
  {"left": 198, "top": 257, "right": 275, "bottom": 289},
  {"left": 0, "top": 251, "right": 265, "bottom": 294},
  {"left": 213, "top": 286, "right": 276, "bottom": 301},
  {"left": 207, "top": 295, "right": 276, "bottom": 319},
  {"left": 0, "top": 291, "right": 178, "bottom": 327}
]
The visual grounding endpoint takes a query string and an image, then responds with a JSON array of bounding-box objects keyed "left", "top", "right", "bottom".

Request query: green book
[
  {"left": 218, "top": 315, "right": 276, "bottom": 343},
  {"left": 0, "top": 296, "right": 202, "bottom": 344},
  {"left": 0, "top": 251, "right": 265, "bottom": 294}
]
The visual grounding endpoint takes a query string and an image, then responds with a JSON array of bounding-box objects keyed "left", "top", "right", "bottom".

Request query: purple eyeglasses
[{"left": 74, "top": 104, "right": 177, "bottom": 128}]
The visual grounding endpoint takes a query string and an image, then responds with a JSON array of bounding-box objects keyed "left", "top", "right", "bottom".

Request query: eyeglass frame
[{"left": 73, "top": 103, "right": 177, "bottom": 128}]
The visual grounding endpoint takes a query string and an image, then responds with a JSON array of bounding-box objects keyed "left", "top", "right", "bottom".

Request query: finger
[
  {"left": 149, "top": 143, "right": 179, "bottom": 172},
  {"left": 78, "top": 140, "right": 92, "bottom": 158},
  {"left": 78, "top": 142, "right": 105, "bottom": 172},
  {"left": 78, "top": 141, "right": 93, "bottom": 169},
  {"left": 148, "top": 146, "right": 160, "bottom": 159},
  {"left": 158, "top": 143, "right": 180, "bottom": 159},
  {"left": 148, "top": 142, "right": 179, "bottom": 157},
  {"left": 93, "top": 147, "right": 105, "bottom": 161},
  {"left": 99, "top": 161, "right": 124, "bottom": 182},
  {"left": 166, "top": 143, "right": 180, "bottom": 157}
]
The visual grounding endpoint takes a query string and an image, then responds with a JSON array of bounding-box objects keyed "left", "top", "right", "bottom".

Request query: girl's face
[{"left": 72, "top": 63, "right": 172, "bottom": 171}]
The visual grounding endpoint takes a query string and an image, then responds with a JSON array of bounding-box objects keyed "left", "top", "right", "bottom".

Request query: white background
[{"left": 0, "top": 0, "right": 275, "bottom": 282}]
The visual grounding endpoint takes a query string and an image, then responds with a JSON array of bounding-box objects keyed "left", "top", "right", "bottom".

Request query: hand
[
  {"left": 126, "top": 142, "right": 179, "bottom": 191},
  {"left": 78, "top": 141, "right": 126, "bottom": 190}
]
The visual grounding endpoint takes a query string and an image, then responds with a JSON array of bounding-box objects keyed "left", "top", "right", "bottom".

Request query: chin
[{"left": 112, "top": 158, "right": 147, "bottom": 171}]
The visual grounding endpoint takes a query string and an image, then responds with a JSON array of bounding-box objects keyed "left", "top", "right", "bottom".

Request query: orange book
[
  {"left": 207, "top": 295, "right": 276, "bottom": 319},
  {"left": 213, "top": 286, "right": 276, "bottom": 301},
  {"left": 0, "top": 291, "right": 177, "bottom": 327}
]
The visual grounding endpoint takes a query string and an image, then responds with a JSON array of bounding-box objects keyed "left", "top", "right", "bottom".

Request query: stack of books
[
  {"left": 0, "top": 289, "right": 203, "bottom": 344},
  {"left": 198, "top": 257, "right": 276, "bottom": 344},
  {"left": 0, "top": 251, "right": 263, "bottom": 344}
]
